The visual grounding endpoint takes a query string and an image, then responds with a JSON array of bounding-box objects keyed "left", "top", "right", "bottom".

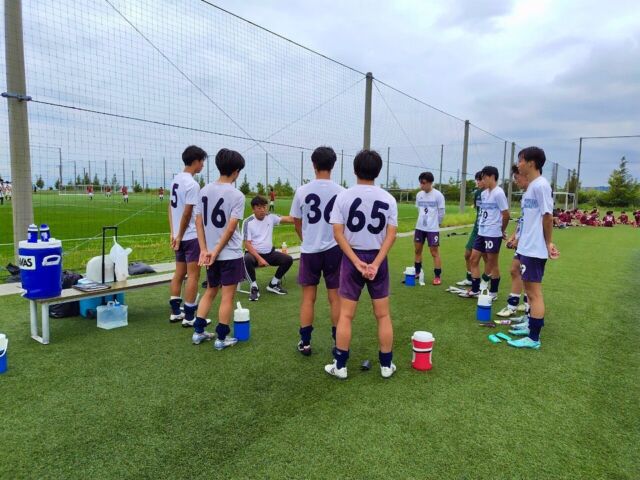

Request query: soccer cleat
[
  {"left": 517, "top": 304, "right": 527, "bottom": 312},
  {"left": 508, "top": 327, "right": 530, "bottom": 336},
  {"left": 380, "top": 362, "right": 397, "bottom": 379},
  {"left": 418, "top": 271, "right": 425, "bottom": 286},
  {"left": 169, "top": 312, "right": 185, "bottom": 323},
  {"left": 489, "top": 293, "right": 498, "bottom": 302},
  {"left": 324, "top": 361, "right": 348, "bottom": 379},
  {"left": 496, "top": 307, "right": 516, "bottom": 317},
  {"left": 458, "top": 289, "right": 480, "bottom": 298},
  {"left": 249, "top": 285, "right": 260, "bottom": 302},
  {"left": 432, "top": 277, "right": 442, "bottom": 286},
  {"left": 297, "top": 341, "right": 312, "bottom": 356},
  {"left": 214, "top": 337, "right": 238, "bottom": 350},
  {"left": 507, "top": 337, "right": 541, "bottom": 349},
  {"left": 192, "top": 331, "right": 215, "bottom": 345},
  {"left": 182, "top": 317, "right": 211, "bottom": 328},
  {"left": 266, "top": 282, "right": 287, "bottom": 295},
  {"left": 456, "top": 279, "right": 472, "bottom": 286}
]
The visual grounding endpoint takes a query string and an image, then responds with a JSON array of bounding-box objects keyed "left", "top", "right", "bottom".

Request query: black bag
[
  {"left": 4, "top": 263, "right": 20, "bottom": 283},
  {"left": 49, "top": 270, "right": 84, "bottom": 318},
  {"left": 128, "top": 262, "right": 156, "bottom": 276}
]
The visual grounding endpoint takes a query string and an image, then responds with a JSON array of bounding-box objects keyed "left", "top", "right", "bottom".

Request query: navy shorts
[
  {"left": 206, "top": 258, "right": 244, "bottom": 287},
  {"left": 338, "top": 249, "right": 389, "bottom": 301},
  {"left": 473, "top": 235, "right": 503, "bottom": 254},
  {"left": 298, "top": 245, "right": 343, "bottom": 289},
  {"left": 517, "top": 254, "right": 547, "bottom": 283},
  {"left": 414, "top": 229, "right": 440, "bottom": 247},
  {"left": 175, "top": 238, "right": 200, "bottom": 264}
]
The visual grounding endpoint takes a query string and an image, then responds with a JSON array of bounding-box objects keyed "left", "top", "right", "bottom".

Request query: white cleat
[
  {"left": 214, "top": 337, "right": 238, "bottom": 350},
  {"left": 169, "top": 312, "right": 185, "bottom": 323},
  {"left": 380, "top": 363, "right": 397, "bottom": 379},
  {"left": 192, "top": 331, "right": 215, "bottom": 345},
  {"left": 496, "top": 307, "right": 516, "bottom": 318},
  {"left": 181, "top": 317, "right": 212, "bottom": 328},
  {"left": 518, "top": 304, "right": 527, "bottom": 312},
  {"left": 456, "top": 279, "right": 472, "bottom": 286},
  {"left": 324, "top": 361, "right": 348, "bottom": 379}
]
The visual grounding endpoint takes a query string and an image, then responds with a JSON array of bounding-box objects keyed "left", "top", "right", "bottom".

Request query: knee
[{"left": 284, "top": 255, "right": 293, "bottom": 267}]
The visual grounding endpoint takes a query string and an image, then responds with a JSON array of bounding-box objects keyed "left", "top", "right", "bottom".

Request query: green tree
[
  {"left": 239, "top": 174, "right": 251, "bottom": 195},
  {"left": 388, "top": 177, "right": 400, "bottom": 189},
  {"left": 54, "top": 178, "right": 61, "bottom": 190},
  {"left": 601, "top": 156, "right": 640, "bottom": 206},
  {"left": 565, "top": 170, "right": 579, "bottom": 194},
  {"left": 92, "top": 174, "right": 101, "bottom": 187},
  {"left": 133, "top": 180, "right": 143, "bottom": 193},
  {"left": 75, "top": 174, "right": 82, "bottom": 186},
  {"left": 82, "top": 172, "right": 91, "bottom": 185},
  {"left": 273, "top": 177, "right": 284, "bottom": 195},
  {"left": 36, "top": 175, "right": 45, "bottom": 190},
  {"left": 256, "top": 182, "right": 266, "bottom": 196},
  {"left": 281, "top": 179, "right": 294, "bottom": 196},
  {"left": 195, "top": 175, "right": 205, "bottom": 188}
]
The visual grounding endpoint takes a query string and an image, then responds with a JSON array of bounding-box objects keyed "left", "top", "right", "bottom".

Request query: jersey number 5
[
  {"left": 201, "top": 197, "right": 226, "bottom": 228},
  {"left": 346, "top": 198, "right": 389, "bottom": 234},
  {"left": 170, "top": 184, "right": 178, "bottom": 208}
]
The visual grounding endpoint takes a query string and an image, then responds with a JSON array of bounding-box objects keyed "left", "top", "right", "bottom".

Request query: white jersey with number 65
[
  {"left": 330, "top": 184, "right": 398, "bottom": 251},
  {"left": 195, "top": 182, "right": 245, "bottom": 261}
]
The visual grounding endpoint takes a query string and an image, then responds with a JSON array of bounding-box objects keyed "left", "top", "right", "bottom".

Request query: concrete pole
[
  {"left": 552, "top": 162, "right": 558, "bottom": 192},
  {"left": 439, "top": 144, "right": 444, "bottom": 190},
  {"left": 74, "top": 161, "right": 77, "bottom": 186},
  {"left": 501, "top": 140, "right": 507, "bottom": 191},
  {"left": 576, "top": 137, "right": 583, "bottom": 200},
  {"left": 265, "top": 152, "right": 269, "bottom": 190},
  {"left": 386, "top": 147, "right": 390, "bottom": 189},
  {"left": 300, "top": 151, "right": 304, "bottom": 186},
  {"left": 122, "top": 158, "right": 125, "bottom": 187},
  {"left": 507, "top": 142, "right": 515, "bottom": 208},
  {"left": 340, "top": 149, "right": 344, "bottom": 185},
  {"left": 162, "top": 157, "right": 166, "bottom": 188},
  {"left": 104, "top": 159, "right": 107, "bottom": 185},
  {"left": 88, "top": 161, "right": 91, "bottom": 183},
  {"left": 458, "top": 120, "right": 470, "bottom": 213},
  {"left": 141, "top": 158, "right": 145, "bottom": 189},
  {"left": 363, "top": 72, "right": 373, "bottom": 150},
  {"left": 58, "top": 148, "right": 62, "bottom": 190}
]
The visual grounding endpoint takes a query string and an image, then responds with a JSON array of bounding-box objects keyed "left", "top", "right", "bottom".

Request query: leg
[
  {"left": 469, "top": 249, "right": 482, "bottom": 280},
  {"left": 300, "top": 285, "right": 317, "bottom": 329},
  {"left": 327, "top": 288, "right": 340, "bottom": 329},
  {"left": 266, "top": 251, "right": 293, "bottom": 281},
  {"left": 217, "top": 284, "right": 237, "bottom": 327},
  {"left": 30, "top": 300, "right": 38, "bottom": 338},
  {"left": 335, "top": 297, "right": 358, "bottom": 365},
  {"left": 510, "top": 258, "right": 523, "bottom": 296},
  {"left": 195, "top": 286, "right": 219, "bottom": 331},
  {"left": 243, "top": 252, "right": 258, "bottom": 283},
  {"left": 170, "top": 261, "right": 187, "bottom": 297},
  {"left": 184, "top": 262, "right": 200, "bottom": 305},
  {"left": 372, "top": 297, "right": 393, "bottom": 353},
  {"left": 414, "top": 241, "right": 424, "bottom": 275}
]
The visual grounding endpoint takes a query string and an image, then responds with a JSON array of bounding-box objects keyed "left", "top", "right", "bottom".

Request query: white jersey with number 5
[
  {"left": 517, "top": 176, "right": 553, "bottom": 259},
  {"left": 415, "top": 188, "right": 445, "bottom": 232},
  {"left": 290, "top": 179, "right": 344, "bottom": 254},
  {"left": 330, "top": 184, "right": 398, "bottom": 251},
  {"left": 169, "top": 172, "right": 200, "bottom": 241},
  {"left": 478, "top": 186, "right": 509, "bottom": 237},
  {"left": 195, "top": 182, "right": 245, "bottom": 261}
]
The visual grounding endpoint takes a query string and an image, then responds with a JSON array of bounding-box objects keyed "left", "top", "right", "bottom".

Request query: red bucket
[{"left": 412, "top": 331, "right": 434, "bottom": 371}]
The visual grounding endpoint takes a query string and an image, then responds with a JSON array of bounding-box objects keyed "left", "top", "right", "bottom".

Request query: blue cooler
[
  {"left": 0, "top": 333, "right": 7, "bottom": 374},
  {"left": 19, "top": 239, "right": 63, "bottom": 299},
  {"left": 476, "top": 290, "right": 492, "bottom": 322}
]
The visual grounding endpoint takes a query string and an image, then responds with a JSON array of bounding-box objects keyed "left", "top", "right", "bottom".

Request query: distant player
[
  {"left": 242, "top": 196, "right": 294, "bottom": 298},
  {"left": 618, "top": 211, "right": 629, "bottom": 224},
  {"left": 121, "top": 185, "right": 129, "bottom": 203},
  {"left": 460, "top": 166, "right": 510, "bottom": 299},
  {"left": 168, "top": 145, "right": 206, "bottom": 328},
  {"left": 193, "top": 148, "right": 246, "bottom": 350},
  {"left": 0, "top": 181, "right": 4, "bottom": 206},
  {"left": 633, "top": 210, "right": 640, "bottom": 227},
  {"left": 158, "top": 186, "right": 164, "bottom": 201},
  {"left": 269, "top": 187, "right": 276, "bottom": 212},
  {"left": 326, "top": 149, "right": 398, "bottom": 380},
  {"left": 105, "top": 186, "right": 112, "bottom": 198},
  {"left": 603, "top": 211, "right": 615, "bottom": 227},
  {"left": 413, "top": 171, "right": 445, "bottom": 285},
  {"left": 508, "top": 146, "right": 559, "bottom": 349},
  {"left": 497, "top": 165, "right": 529, "bottom": 318},
  {"left": 290, "top": 146, "right": 344, "bottom": 356},
  {"left": 87, "top": 184, "right": 94, "bottom": 200}
]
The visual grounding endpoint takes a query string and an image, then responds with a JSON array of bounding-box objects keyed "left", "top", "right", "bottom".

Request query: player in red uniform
[
  {"left": 121, "top": 185, "right": 129, "bottom": 204},
  {"left": 87, "top": 184, "right": 94, "bottom": 200},
  {"left": 633, "top": 210, "right": 640, "bottom": 227},
  {"left": 158, "top": 186, "right": 164, "bottom": 201},
  {"left": 618, "top": 212, "right": 629, "bottom": 224},
  {"left": 602, "top": 211, "right": 615, "bottom": 227}
]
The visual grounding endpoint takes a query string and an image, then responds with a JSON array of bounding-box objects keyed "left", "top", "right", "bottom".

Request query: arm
[
  {"left": 542, "top": 213, "right": 558, "bottom": 258},
  {"left": 196, "top": 214, "right": 210, "bottom": 266},
  {"left": 501, "top": 210, "right": 510, "bottom": 238},
  {"left": 278, "top": 215, "right": 295, "bottom": 224},
  {"left": 209, "top": 218, "right": 240, "bottom": 264},
  {"left": 367, "top": 225, "right": 398, "bottom": 280},
  {"left": 333, "top": 223, "right": 368, "bottom": 276},
  {"left": 168, "top": 203, "right": 174, "bottom": 245},
  {"left": 244, "top": 239, "right": 268, "bottom": 267},
  {"left": 173, "top": 205, "right": 194, "bottom": 250},
  {"left": 293, "top": 217, "right": 303, "bottom": 241},
  {"left": 437, "top": 193, "right": 445, "bottom": 225}
]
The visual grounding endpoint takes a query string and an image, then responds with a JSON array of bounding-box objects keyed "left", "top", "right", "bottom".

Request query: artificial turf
[{"left": 0, "top": 225, "right": 638, "bottom": 478}]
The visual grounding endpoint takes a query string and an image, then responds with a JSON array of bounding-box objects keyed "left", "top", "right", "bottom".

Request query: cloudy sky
[
  {"left": 213, "top": 0, "right": 640, "bottom": 185},
  {"left": 1, "top": 0, "right": 638, "bottom": 188}
]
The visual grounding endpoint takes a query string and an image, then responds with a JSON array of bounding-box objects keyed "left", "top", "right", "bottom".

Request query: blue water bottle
[
  {"left": 28, "top": 224, "right": 39, "bottom": 243},
  {"left": 40, "top": 224, "right": 50, "bottom": 242}
]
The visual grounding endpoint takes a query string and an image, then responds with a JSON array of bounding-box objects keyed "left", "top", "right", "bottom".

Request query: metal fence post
[
  {"left": 363, "top": 72, "right": 373, "bottom": 149},
  {"left": 501, "top": 140, "right": 507, "bottom": 191},
  {"left": 265, "top": 152, "right": 269, "bottom": 189},
  {"left": 340, "top": 149, "right": 344, "bottom": 185},
  {"left": 386, "top": 147, "right": 390, "bottom": 189},
  {"left": 141, "top": 157, "right": 145, "bottom": 189},
  {"left": 439, "top": 144, "right": 444, "bottom": 190},
  {"left": 507, "top": 142, "right": 515, "bottom": 208},
  {"left": 300, "top": 151, "right": 304, "bottom": 186},
  {"left": 162, "top": 157, "right": 166, "bottom": 188},
  {"left": 458, "top": 120, "right": 470, "bottom": 213}
]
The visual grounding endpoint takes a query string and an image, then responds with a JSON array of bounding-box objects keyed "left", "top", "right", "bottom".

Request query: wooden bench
[{"left": 29, "top": 273, "right": 174, "bottom": 344}]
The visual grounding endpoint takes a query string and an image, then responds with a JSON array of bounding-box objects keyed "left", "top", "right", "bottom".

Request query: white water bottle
[
  {"left": 418, "top": 270, "right": 425, "bottom": 285},
  {"left": 281, "top": 242, "right": 288, "bottom": 254}
]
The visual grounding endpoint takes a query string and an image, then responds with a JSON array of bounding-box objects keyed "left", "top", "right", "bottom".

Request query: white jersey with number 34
[
  {"left": 195, "top": 182, "right": 245, "bottom": 261},
  {"left": 330, "top": 184, "right": 398, "bottom": 251}
]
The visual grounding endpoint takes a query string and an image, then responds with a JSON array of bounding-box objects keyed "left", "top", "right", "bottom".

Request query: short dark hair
[
  {"left": 518, "top": 146, "right": 546, "bottom": 172},
  {"left": 474, "top": 171, "right": 483, "bottom": 181},
  {"left": 215, "top": 148, "right": 245, "bottom": 176},
  {"left": 481, "top": 166, "right": 499, "bottom": 181},
  {"left": 311, "top": 146, "right": 337, "bottom": 172},
  {"left": 251, "top": 195, "right": 268, "bottom": 207},
  {"left": 621, "top": 211, "right": 626, "bottom": 214},
  {"left": 353, "top": 149, "right": 382, "bottom": 181},
  {"left": 511, "top": 164, "right": 519, "bottom": 176},
  {"left": 182, "top": 145, "right": 207, "bottom": 166},
  {"left": 419, "top": 172, "right": 434, "bottom": 183}
]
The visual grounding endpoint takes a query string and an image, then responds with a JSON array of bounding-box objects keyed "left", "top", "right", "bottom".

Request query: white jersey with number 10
[
  {"left": 195, "top": 182, "right": 245, "bottom": 261},
  {"left": 330, "top": 184, "right": 398, "bottom": 251}
]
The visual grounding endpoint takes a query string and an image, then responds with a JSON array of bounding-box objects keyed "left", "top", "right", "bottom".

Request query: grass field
[
  {"left": 0, "top": 225, "right": 638, "bottom": 478},
  {"left": 0, "top": 191, "right": 475, "bottom": 278}
]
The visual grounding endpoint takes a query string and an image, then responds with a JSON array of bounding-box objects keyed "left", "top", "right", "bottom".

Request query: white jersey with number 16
[{"left": 330, "top": 184, "right": 398, "bottom": 251}]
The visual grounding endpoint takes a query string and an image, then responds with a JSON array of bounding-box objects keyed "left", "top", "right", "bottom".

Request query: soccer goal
[
  {"left": 58, "top": 184, "right": 111, "bottom": 195},
  {"left": 553, "top": 192, "right": 575, "bottom": 210},
  {"left": 385, "top": 188, "right": 415, "bottom": 203}
]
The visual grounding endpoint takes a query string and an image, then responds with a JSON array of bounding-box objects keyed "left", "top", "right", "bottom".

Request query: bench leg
[
  {"left": 30, "top": 301, "right": 38, "bottom": 338},
  {"left": 41, "top": 303, "right": 50, "bottom": 345}
]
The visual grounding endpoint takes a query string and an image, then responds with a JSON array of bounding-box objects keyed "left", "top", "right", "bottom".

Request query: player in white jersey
[
  {"left": 290, "top": 146, "right": 344, "bottom": 356},
  {"left": 168, "top": 145, "right": 205, "bottom": 327},
  {"left": 460, "top": 166, "right": 510, "bottom": 299},
  {"left": 326, "top": 149, "right": 398, "bottom": 380},
  {"left": 508, "top": 147, "right": 559, "bottom": 349},
  {"left": 193, "top": 148, "right": 246, "bottom": 350},
  {"left": 242, "top": 196, "right": 294, "bottom": 297},
  {"left": 413, "top": 171, "right": 446, "bottom": 286},
  {"left": 497, "top": 165, "right": 530, "bottom": 318}
]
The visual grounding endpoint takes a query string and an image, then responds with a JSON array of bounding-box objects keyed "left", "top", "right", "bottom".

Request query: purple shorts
[
  {"left": 298, "top": 245, "right": 343, "bottom": 289},
  {"left": 517, "top": 254, "right": 547, "bottom": 283},
  {"left": 414, "top": 229, "right": 440, "bottom": 247},
  {"left": 206, "top": 257, "right": 245, "bottom": 287},
  {"left": 473, "top": 235, "right": 503, "bottom": 254},
  {"left": 339, "top": 249, "right": 389, "bottom": 301},
  {"left": 175, "top": 238, "right": 200, "bottom": 263}
]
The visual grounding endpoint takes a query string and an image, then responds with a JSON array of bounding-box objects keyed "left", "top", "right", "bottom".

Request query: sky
[{"left": 1, "top": 0, "right": 638, "bottom": 188}]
